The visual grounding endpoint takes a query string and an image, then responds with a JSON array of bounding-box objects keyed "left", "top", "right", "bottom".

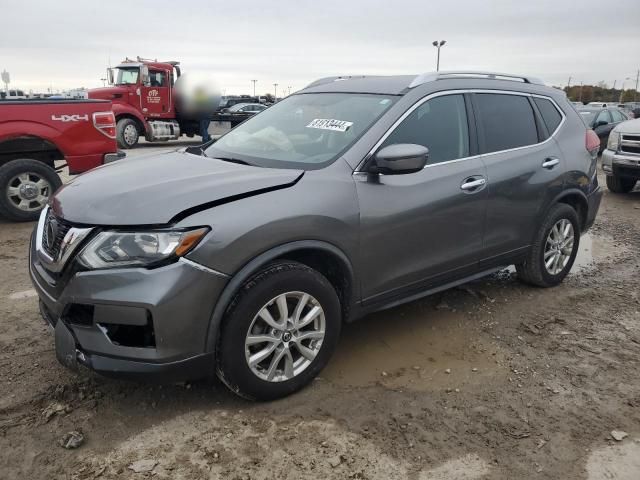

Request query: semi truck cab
[{"left": 89, "top": 57, "right": 199, "bottom": 148}]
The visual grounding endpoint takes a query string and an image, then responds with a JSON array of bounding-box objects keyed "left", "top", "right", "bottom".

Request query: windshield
[
  {"left": 114, "top": 67, "right": 140, "bottom": 85},
  {"left": 205, "top": 93, "right": 397, "bottom": 169}
]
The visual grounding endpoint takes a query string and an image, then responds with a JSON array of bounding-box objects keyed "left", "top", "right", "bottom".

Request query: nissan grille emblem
[{"left": 45, "top": 218, "right": 58, "bottom": 250}]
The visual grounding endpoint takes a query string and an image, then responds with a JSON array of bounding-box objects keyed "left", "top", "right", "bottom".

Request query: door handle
[
  {"left": 460, "top": 177, "right": 486, "bottom": 191},
  {"left": 542, "top": 158, "right": 560, "bottom": 169}
]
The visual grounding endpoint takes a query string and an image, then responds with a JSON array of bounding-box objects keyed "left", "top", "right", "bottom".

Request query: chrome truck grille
[{"left": 620, "top": 134, "right": 640, "bottom": 156}]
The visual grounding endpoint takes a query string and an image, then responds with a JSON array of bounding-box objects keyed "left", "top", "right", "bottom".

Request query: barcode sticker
[{"left": 306, "top": 118, "right": 353, "bottom": 132}]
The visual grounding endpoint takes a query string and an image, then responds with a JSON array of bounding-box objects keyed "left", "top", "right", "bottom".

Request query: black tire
[
  {"left": 606, "top": 175, "right": 636, "bottom": 194},
  {"left": 216, "top": 261, "right": 342, "bottom": 401},
  {"left": 116, "top": 118, "right": 139, "bottom": 149},
  {"left": 0, "top": 159, "right": 62, "bottom": 222},
  {"left": 516, "top": 203, "right": 580, "bottom": 288}
]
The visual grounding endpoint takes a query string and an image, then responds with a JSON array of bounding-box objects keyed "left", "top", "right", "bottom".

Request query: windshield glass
[
  {"left": 205, "top": 93, "right": 397, "bottom": 168},
  {"left": 114, "top": 67, "right": 140, "bottom": 85}
]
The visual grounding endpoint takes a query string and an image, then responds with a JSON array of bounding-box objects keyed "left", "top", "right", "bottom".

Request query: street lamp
[
  {"left": 432, "top": 40, "right": 446, "bottom": 72},
  {"left": 251, "top": 79, "right": 257, "bottom": 97},
  {"left": 273, "top": 83, "right": 278, "bottom": 99}
]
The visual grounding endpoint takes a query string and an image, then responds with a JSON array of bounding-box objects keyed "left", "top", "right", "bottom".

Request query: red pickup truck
[{"left": 0, "top": 100, "right": 123, "bottom": 221}]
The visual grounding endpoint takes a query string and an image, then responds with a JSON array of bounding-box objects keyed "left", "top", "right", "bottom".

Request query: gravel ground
[{"left": 1, "top": 148, "right": 639, "bottom": 479}]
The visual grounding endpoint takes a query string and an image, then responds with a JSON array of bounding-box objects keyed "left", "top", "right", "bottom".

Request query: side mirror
[
  {"left": 595, "top": 120, "right": 609, "bottom": 128},
  {"left": 141, "top": 66, "right": 150, "bottom": 86},
  {"left": 371, "top": 144, "right": 429, "bottom": 174},
  {"left": 107, "top": 68, "right": 114, "bottom": 85}
]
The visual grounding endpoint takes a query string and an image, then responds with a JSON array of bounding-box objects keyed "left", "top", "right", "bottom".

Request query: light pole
[
  {"left": 273, "top": 83, "right": 278, "bottom": 100},
  {"left": 612, "top": 80, "right": 617, "bottom": 102},
  {"left": 251, "top": 79, "right": 257, "bottom": 97},
  {"left": 432, "top": 40, "right": 446, "bottom": 72}
]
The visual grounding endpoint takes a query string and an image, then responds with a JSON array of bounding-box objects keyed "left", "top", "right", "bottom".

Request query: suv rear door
[
  {"left": 472, "top": 92, "right": 566, "bottom": 266},
  {"left": 355, "top": 93, "right": 488, "bottom": 305}
]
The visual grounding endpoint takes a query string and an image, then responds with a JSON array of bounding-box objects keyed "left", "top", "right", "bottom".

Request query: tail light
[
  {"left": 585, "top": 129, "right": 600, "bottom": 154},
  {"left": 93, "top": 111, "right": 116, "bottom": 139}
]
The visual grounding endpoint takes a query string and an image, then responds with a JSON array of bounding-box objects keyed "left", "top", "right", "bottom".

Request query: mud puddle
[{"left": 323, "top": 301, "right": 504, "bottom": 391}]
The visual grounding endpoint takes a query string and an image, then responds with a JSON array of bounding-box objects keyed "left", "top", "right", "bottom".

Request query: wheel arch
[
  {"left": 204, "top": 240, "right": 356, "bottom": 354},
  {"left": 115, "top": 113, "right": 146, "bottom": 134},
  {"left": 551, "top": 189, "right": 589, "bottom": 231},
  {"left": 0, "top": 135, "right": 64, "bottom": 168}
]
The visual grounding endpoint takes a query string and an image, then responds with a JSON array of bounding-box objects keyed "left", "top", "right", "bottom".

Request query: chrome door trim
[{"left": 354, "top": 89, "right": 567, "bottom": 174}]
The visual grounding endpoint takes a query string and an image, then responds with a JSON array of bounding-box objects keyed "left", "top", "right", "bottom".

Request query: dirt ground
[{"left": 1, "top": 153, "right": 639, "bottom": 479}]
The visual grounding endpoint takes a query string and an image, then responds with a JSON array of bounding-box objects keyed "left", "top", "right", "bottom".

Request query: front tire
[
  {"left": 0, "top": 159, "right": 62, "bottom": 222},
  {"left": 116, "top": 118, "right": 140, "bottom": 149},
  {"left": 516, "top": 204, "right": 580, "bottom": 288},
  {"left": 217, "top": 261, "right": 341, "bottom": 401},
  {"left": 606, "top": 175, "right": 636, "bottom": 194}
]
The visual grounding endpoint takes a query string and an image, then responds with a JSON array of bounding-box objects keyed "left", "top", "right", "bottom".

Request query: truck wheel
[
  {"left": 116, "top": 118, "right": 139, "bottom": 149},
  {"left": 216, "top": 261, "right": 341, "bottom": 401},
  {"left": 516, "top": 203, "right": 580, "bottom": 288},
  {"left": 606, "top": 175, "right": 636, "bottom": 193},
  {"left": 0, "top": 159, "right": 62, "bottom": 222}
]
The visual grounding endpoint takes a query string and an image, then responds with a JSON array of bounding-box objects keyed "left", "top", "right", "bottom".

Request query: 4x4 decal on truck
[{"left": 51, "top": 114, "right": 89, "bottom": 122}]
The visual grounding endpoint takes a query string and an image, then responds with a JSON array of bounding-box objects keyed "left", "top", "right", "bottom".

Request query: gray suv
[{"left": 30, "top": 71, "right": 602, "bottom": 400}]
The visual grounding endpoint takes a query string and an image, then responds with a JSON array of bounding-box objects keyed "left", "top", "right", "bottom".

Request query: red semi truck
[
  {"left": 89, "top": 57, "right": 209, "bottom": 149},
  {"left": 0, "top": 100, "right": 122, "bottom": 221}
]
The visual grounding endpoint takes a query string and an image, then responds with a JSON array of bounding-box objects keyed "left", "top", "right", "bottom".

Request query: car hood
[
  {"left": 51, "top": 151, "right": 303, "bottom": 225},
  {"left": 613, "top": 118, "right": 640, "bottom": 134}
]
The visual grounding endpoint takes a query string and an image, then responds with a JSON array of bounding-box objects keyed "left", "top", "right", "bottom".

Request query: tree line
[{"left": 562, "top": 83, "right": 638, "bottom": 104}]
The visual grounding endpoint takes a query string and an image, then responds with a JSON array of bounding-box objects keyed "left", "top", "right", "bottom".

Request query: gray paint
[{"left": 30, "top": 73, "right": 602, "bottom": 378}]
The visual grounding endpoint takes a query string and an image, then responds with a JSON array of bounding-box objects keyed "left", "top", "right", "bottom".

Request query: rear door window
[
  {"left": 474, "top": 93, "right": 539, "bottom": 153},
  {"left": 381, "top": 94, "right": 470, "bottom": 164},
  {"left": 610, "top": 109, "right": 626, "bottom": 122},
  {"left": 595, "top": 110, "right": 612, "bottom": 125},
  {"left": 533, "top": 97, "right": 563, "bottom": 134}
]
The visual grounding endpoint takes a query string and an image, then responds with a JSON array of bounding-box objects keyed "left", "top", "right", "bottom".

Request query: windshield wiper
[{"left": 212, "top": 156, "right": 252, "bottom": 166}]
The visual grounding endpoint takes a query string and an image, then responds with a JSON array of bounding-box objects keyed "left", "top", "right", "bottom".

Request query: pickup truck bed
[{"left": 0, "top": 99, "right": 122, "bottom": 221}]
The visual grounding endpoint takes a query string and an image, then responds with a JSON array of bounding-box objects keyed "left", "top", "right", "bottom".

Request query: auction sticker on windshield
[{"left": 306, "top": 118, "right": 353, "bottom": 132}]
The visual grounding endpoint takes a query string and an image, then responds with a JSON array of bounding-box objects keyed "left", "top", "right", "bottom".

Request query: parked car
[
  {"left": 0, "top": 99, "right": 123, "bottom": 221},
  {"left": 224, "top": 103, "right": 267, "bottom": 114},
  {"left": 576, "top": 106, "right": 629, "bottom": 153},
  {"left": 0, "top": 89, "right": 27, "bottom": 100},
  {"left": 30, "top": 71, "right": 602, "bottom": 400},
  {"left": 601, "top": 118, "right": 640, "bottom": 193}
]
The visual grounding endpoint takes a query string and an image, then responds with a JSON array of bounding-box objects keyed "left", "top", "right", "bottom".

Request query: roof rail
[
  {"left": 304, "top": 75, "right": 368, "bottom": 89},
  {"left": 409, "top": 71, "right": 545, "bottom": 88}
]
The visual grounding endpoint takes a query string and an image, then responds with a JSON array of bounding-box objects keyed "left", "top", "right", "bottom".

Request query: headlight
[
  {"left": 607, "top": 131, "right": 620, "bottom": 151},
  {"left": 78, "top": 228, "right": 209, "bottom": 269}
]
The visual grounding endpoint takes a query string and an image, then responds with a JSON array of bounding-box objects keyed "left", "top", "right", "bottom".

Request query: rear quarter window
[
  {"left": 474, "top": 93, "right": 539, "bottom": 153},
  {"left": 533, "top": 97, "right": 563, "bottom": 134}
]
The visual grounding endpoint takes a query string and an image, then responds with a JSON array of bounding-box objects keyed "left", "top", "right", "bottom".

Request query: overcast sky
[{"left": 1, "top": 0, "right": 639, "bottom": 95}]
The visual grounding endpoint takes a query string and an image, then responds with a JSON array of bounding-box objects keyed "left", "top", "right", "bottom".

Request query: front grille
[
  {"left": 620, "top": 135, "right": 640, "bottom": 156},
  {"left": 42, "top": 210, "right": 72, "bottom": 259}
]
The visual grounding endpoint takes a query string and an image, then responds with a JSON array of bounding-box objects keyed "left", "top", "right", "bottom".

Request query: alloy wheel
[
  {"left": 543, "top": 218, "right": 575, "bottom": 275},
  {"left": 244, "top": 291, "right": 326, "bottom": 382},
  {"left": 6, "top": 173, "right": 52, "bottom": 211}
]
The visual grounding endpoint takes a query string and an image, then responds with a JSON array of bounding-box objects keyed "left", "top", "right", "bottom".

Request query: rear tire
[
  {"left": 0, "top": 159, "right": 62, "bottom": 222},
  {"left": 606, "top": 175, "right": 636, "bottom": 193},
  {"left": 116, "top": 118, "right": 140, "bottom": 149},
  {"left": 216, "top": 261, "right": 341, "bottom": 401},
  {"left": 516, "top": 203, "right": 580, "bottom": 288}
]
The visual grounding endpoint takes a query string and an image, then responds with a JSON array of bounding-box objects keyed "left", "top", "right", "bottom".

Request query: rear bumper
[
  {"left": 584, "top": 186, "right": 602, "bottom": 232},
  {"left": 104, "top": 150, "right": 126, "bottom": 164},
  {"left": 65, "top": 151, "right": 125, "bottom": 174},
  {"left": 29, "top": 232, "right": 228, "bottom": 382}
]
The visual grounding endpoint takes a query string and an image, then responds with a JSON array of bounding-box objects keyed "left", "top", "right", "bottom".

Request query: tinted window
[
  {"left": 595, "top": 110, "right": 611, "bottom": 125},
  {"left": 381, "top": 94, "right": 469, "bottom": 164},
  {"left": 475, "top": 93, "right": 538, "bottom": 153},
  {"left": 149, "top": 70, "right": 166, "bottom": 87},
  {"left": 533, "top": 97, "right": 562, "bottom": 134},
  {"left": 610, "top": 109, "right": 626, "bottom": 122}
]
